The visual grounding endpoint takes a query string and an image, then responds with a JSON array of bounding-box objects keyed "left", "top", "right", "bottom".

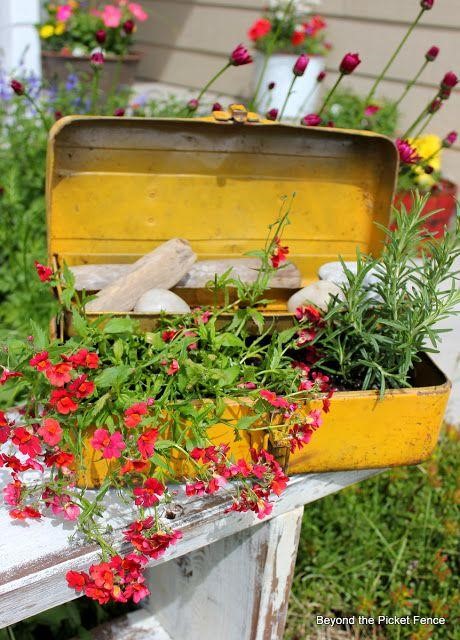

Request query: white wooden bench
[{"left": 0, "top": 469, "right": 381, "bottom": 639}]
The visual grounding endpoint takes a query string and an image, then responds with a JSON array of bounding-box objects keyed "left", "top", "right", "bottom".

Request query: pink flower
[
  {"left": 38, "top": 418, "right": 63, "bottom": 446},
  {"left": 395, "top": 138, "right": 421, "bottom": 165},
  {"left": 260, "top": 389, "right": 290, "bottom": 409},
  {"left": 187, "top": 98, "right": 199, "bottom": 111},
  {"left": 364, "top": 104, "right": 381, "bottom": 116},
  {"left": 212, "top": 102, "right": 222, "bottom": 111},
  {"left": 51, "top": 495, "right": 80, "bottom": 521},
  {"left": 339, "top": 52, "right": 361, "bottom": 75},
  {"left": 230, "top": 44, "right": 252, "bottom": 67},
  {"left": 137, "top": 428, "right": 158, "bottom": 459},
  {"left": 165, "top": 359, "right": 180, "bottom": 376},
  {"left": 91, "top": 429, "right": 125, "bottom": 459},
  {"left": 442, "top": 131, "right": 458, "bottom": 147},
  {"left": 317, "top": 71, "right": 326, "bottom": 82},
  {"left": 102, "top": 5, "right": 122, "bottom": 28},
  {"left": 128, "top": 3, "right": 149, "bottom": 22},
  {"left": 90, "top": 52, "right": 105, "bottom": 67},
  {"left": 293, "top": 54, "right": 309, "bottom": 77},
  {"left": 421, "top": 0, "right": 434, "bottom": 9},
  {"left": 441, "top": 71, "right": 458, "bottom": 90},
  {"left": 10, "top": 79, "right": 24, "bottom": 96},
  {"left": 3, "top": 481, "right": 22, "bottom": 506},
  {"left": 57, "top": 5, "right": 73, "bottom": 22},
  {"left": 34, "top": 261, "right": 53, "bottom": 282},
  {"left": 133, "top": 478, "right": 165, "bottom": 507},
  {"left": 425, "top": 46, "right": 439, "bottom": 62},
  {"left": 301, "top": 113, "right": 322, "bottom": 126},
  {"left": 95, "top": 29, "right": 107, "bottom": 44}
]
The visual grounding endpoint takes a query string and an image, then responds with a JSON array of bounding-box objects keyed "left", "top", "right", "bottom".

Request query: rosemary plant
[{"left": 313, "top": 194, "right": 460, "bottom": 393}]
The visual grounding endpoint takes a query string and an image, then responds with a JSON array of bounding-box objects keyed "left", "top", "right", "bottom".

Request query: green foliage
[
  {"left": 312, "top": 194, "right": 460, "bottom": 392},
  {"left": 323, "top": 89, "right": 399, "bottom": 136},
  {"left": 286, "top": 427, "right": 460, "bottom": 640}
]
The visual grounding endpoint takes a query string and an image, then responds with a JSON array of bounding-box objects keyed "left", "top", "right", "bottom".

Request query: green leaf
[
  {"left": 103, "top": 317, "right": 135, "bottom": 334},
  {"left": 30, "top": 319, "right": 48, "bottom": 350},
  {"left": 113, "top": 339, "right": 124, "bottom": 361},
  {"left": 154, "top": 440, "right": 176, "bottom": 450},
  {"left": 95, "top": 365, "right": 131, "bottom": 389},
  {"left": 218, "top": 365, "right": 240, "bottom": 386},
  {"left": 248, "top": 308, "right": 265, "bottom": 333},
  {"left": 71, "top": 309, "right": 89, "bottom": 337},
  {"left": 236, "top": 415, "right": 260, "bottom": 430},
  {"left": 215, "top": 333, "right": 245, "bottom": 348}
]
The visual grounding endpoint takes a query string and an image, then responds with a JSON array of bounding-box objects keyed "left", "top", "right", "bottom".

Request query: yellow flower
[
  {"left": 40, "top": 24, "right": 55, "bottom": 39},
  {"left": 54, "top": 22, "right": 66, "bottom": 36},
  {"left": 69, "top": 0, "right": 79, "bottom": 7},
  {"left": 408, "top": 134, "right": 442, "bottom": 189}
]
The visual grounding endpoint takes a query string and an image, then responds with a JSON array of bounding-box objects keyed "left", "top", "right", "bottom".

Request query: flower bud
[
  {"left": 317, "top": 71, "right": 326, "bottom": 82},
  {"left": 266, "top": 108, "right": 278, "bottom": 121},
  {"left": 187, "top": 98, "right": 199, "bottom": 111},
  {"left": 90, "top": 52, "right": 105, "bottom": 67},
  {"left": 428, "top": 97, "right": 442, "bottom": 113},
  {"left": 424, "top": 165, "right": 434, "bottom": 174},
  {"left": 95, "top": 29, "right": 107, "bottom": 44},
  {"left": 421, "top": 0, "right": 434, "bottom": 9},
  {"left": 441, "top": 71, "right": 458, "bottom": 90},
  {"left": 229, "top": 44, "right": 252, "bottom": 67},
  {"left": 54, "top": 110, "right": 63, "bottom": 121},
  {"left": 442, "top": 131, "right": 458, "bottom": 147},
  {"left": 425, "top": 46, "right": 439, "bottom": 62},
  {"left": 123, "top": 20, "right": 135, "bottom": 35},
  {"left": 339, "top": 52, "right": 361, "bottom": 75},
  {"left": 10, "top": 79, "right": 24, "bottom": 95},
  {"left": 293, "top": 54, "right": 309, "bottom": 77},
  {"left": 439, "top": 87, "right": 451, "bottom": 100},
  {"left": 301, "top": 113, "right": 322, "bottom": 127},
  {"left": 212, "top": 102, "right": 223, "bottom": 112},
  {"left": 268, "top": 81, "right": 276, "bottom": 90},
  {"left": 114, "top": 108, "right": 125, "bottom": 116},
  {"left": 364, "top": 104, "right": 381, "bottom": 116}
]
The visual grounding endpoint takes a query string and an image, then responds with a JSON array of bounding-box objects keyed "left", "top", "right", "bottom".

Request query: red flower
[
  {"left": 46, "top": 361, "right": 72, "bottom": 387},
  {"left": 270, "top": 237, "right": 289, "bottom": 269},
  {"left": 68, "top": 374, "right": 95, "bottom": 398},
  {"left": 442, "top": 131, "right": 458, "bottom": 147},
  {"left": 425, "top": 46, "right": 439, "bottom": 61},
  {"left": 0, "top": 368, "right": 22, "bottom": 385},
  {"left": 161, "top": 329, "right": 177, "bottom": 342},
  {"left": 212, "top": 102, "right": 223, "bottom": 112},
  {"left": 38, "top": 418, "right": 63, "bottom": 446},
  {"left": 190, "top": 445, "right": 221, "bottom": 464},
  {"left": 0, "top": 411, "right": 11, "bottom": 444},
  {"left": 49, "top": 389, "right": 79, "bottom": 414},
  {"left": 123, "top": 19, "right": 135, "bottom": 34},
  {"left": 265, "top": 108, "right": 278, "bottom": 121},
  {"left": 165, "top": 359, "right": 180, "bottom": 376},
  {"left": 230, "top": 44, "right": 252, "bottom": 67},
  {"left": 137, "top": 428, "right": 158, "bottom": 459},
  {"left": 339, "top": 52, "right": 361, "bottom": 75},
  {"left": 124, "top": 402, "right": 148, "bottom": 428},
  {"left": 30, "top": 351, "right": 50, "bottom": 371},
  {"left": 317, "top": 71, "right": 326, "bottom": 82},
  {"left": 293, "top": 54, "right": 309, "bottom": 77},
  {"left": 10, "top": 507, "right": 41, "bottom": 520},
  {"left": 291, "top": 29, "right": 306, "bottom": 46},
  {"left": 301, "top": 113, "right": 322, "bottom": 127},
  {"left": 12, "top": 427, "right": 41, "bottom": 457},
  {"left": 120, "top": 458, "right": 151, "bottom": 475},
  {"left": 441, "top": 71, "right": 458, "bottom": 90},
  {"left": 90, "top": 52, "right": 105, "bottom": 67},
  {"left": 114, "top": 108, "right": 126, "bottom": 117},
  {"left": 66, "top": 570, "right": 87, "bottom": 592},
  {"left": 45, "top": 450, "right": 74, "bottom": 472},
  {"left": 10, "top": 79, "right": 25, "bottom": 95},
  {"left": 34, "top": 261, "right": 53, "bottom": 282},
  {"left": 260, "top": 389, "right": 290, "bottom": 409},
  {"left": 364, "top": 104, "right": 381, "bottom": 116},
  {"left": 133, "top": 477, "right": 165, "bottom": 507},
  {"left": 95, "top": 29, "right": 107, "bottom": 44},
  {"left": 395, "top": 138, "right": 421, "bottom": 165},
  {"left": 295, "top": 304, "right": 323, "bottom": 324},
  {"left": 248, "top": 18, "right": 271, "bottom": 41},
  {"left": 428, "top": 98, "right": 443, "bottom": 114},
  {"left": 421, "top": 0, "right": 434, "bottom": 9},
  {"left": 185, "top": 480, "right": 206, "bottom": 496},
  {"left": 69, "top": 349, "right": 100, "bottom": 369},
  {"left": 91, "top": 429, "right": 125, "bottom": 459},
  {"left": 305, "top": 15, "right": 327, "bottom": 36}
]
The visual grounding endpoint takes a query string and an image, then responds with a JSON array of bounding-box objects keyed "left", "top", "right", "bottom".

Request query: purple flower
[
  {"left": 301, "top": 113, "right": 322, "bottom": 127},
  {"left": 425, "top": 46, "right": 439, "bottom": 62},
  {"left": 229, "top": 44, "right": 252, "bottom": 67},
  {"left": 396, "top": 139, "right": 421, "bottom": 165},
  {"left": 266, "top": 108, "right": 278, "bottom": 121},
  {"left": 339, "top": 52, "right": 361, "bottom": 75},
  {"left": 293, "top": 54, "right": 309, "bottom": 77},
  {"left": 65, "top": 74, "right": 79, "bottom": 91},
  {"left": 442, "top": 131, "right": 458, "bottom": 148}
]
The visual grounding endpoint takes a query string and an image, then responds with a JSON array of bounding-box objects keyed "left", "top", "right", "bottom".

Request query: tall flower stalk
[
  {"left": 392, "top": 46, "right": 439, "bottom": 111},
  {"left": 278, "top": 54, "right": 309, "bottom": 120},
  {"left": 364, "top": 2, "right": 433, "bottom": 106},
  {"left": 318, "top": 53, "right": 361, "bottom": 116}
]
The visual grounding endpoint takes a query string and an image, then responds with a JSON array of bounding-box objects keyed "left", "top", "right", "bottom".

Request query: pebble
[
  {"left": 287, "top": 280, "right": 343, "bottom": 313},
  {"left": 134, "top": 289, "right": 191, "bottom": 314}
]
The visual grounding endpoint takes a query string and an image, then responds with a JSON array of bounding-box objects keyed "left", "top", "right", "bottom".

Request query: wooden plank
[
  {"left": 146, "top": 507, "right": 304, "bottom": 640},
  {"left": 0, "top": 469, "right": 381, "bottom": 627},
  {"left": 73, "top": 609, "right": 172, "bottom": 640}
]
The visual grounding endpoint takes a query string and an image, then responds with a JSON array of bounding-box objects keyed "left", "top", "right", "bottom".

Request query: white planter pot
[{"left": 252, "top": 52, "right": 325, "bottom": 121}]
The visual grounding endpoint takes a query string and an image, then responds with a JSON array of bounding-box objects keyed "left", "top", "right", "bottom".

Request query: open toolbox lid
[{"left": 46, "top": 112, "right": 398, "bottom": 287}]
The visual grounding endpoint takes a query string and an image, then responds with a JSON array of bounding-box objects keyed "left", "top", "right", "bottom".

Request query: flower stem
[
  {"left": 250, "top": 52, "right": 270, "bottom": 111},
  {"left": 24, "top": 92, "right": 49, "bottom": 131},
  {"left": 318, "top": 74, "right": 343, "bottom": 116},
  {"left": 365, "top": 8, "right": 425, "bottom": 105},
  {"left": 393, "top": 60, "right": 428, "bottom": 110},
  {"left": 296, "top": 83, "right": 319, "bottom": 120},
  {"left": 90, "top": 68, "right": 101, "bottom": 113},
  {"left": 413, "top": 112, "right": 435, "bottom": 139},
  {"left": 279, "top": 75, "right": 297, "bottom": 121},
  {"left": 402, "top": 94, "right": 437, "bottom": 138},
  {"left": 196, "top": 63, "right": 231, "bottom": 105}
]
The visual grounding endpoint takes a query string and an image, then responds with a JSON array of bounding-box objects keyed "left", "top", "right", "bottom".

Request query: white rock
[
  {"left": 318, "top": 261, "right": 358, "bottom": 285},
  {"left": 287, "top": 281, "right": 343, "bottom": 313},
  {"left": 133, "top": 289, "right": 191, "bottom": 314}
]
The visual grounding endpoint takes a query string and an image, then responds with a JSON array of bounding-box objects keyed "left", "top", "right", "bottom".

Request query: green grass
[{"left": 285, "top": 426, "right": 460, "bottom": 640}]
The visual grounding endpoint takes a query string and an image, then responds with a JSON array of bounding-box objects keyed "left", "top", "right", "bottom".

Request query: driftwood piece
[
  {"left": 72, "top": 258, "right": 301, "bottom": 292},
  {"left": 85, "top": 239, "right": 196, "bottom": 312}
]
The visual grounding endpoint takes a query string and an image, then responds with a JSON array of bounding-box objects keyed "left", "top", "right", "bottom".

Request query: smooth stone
[
  {"left": 133, "top": 289, "right": 191, "bottom": 314},
  {"left": 287, "top": 280, "right": 343, "bottom": 313},
  {"left": 318, "top": 261, "right": 358, "bottom": 285}
]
